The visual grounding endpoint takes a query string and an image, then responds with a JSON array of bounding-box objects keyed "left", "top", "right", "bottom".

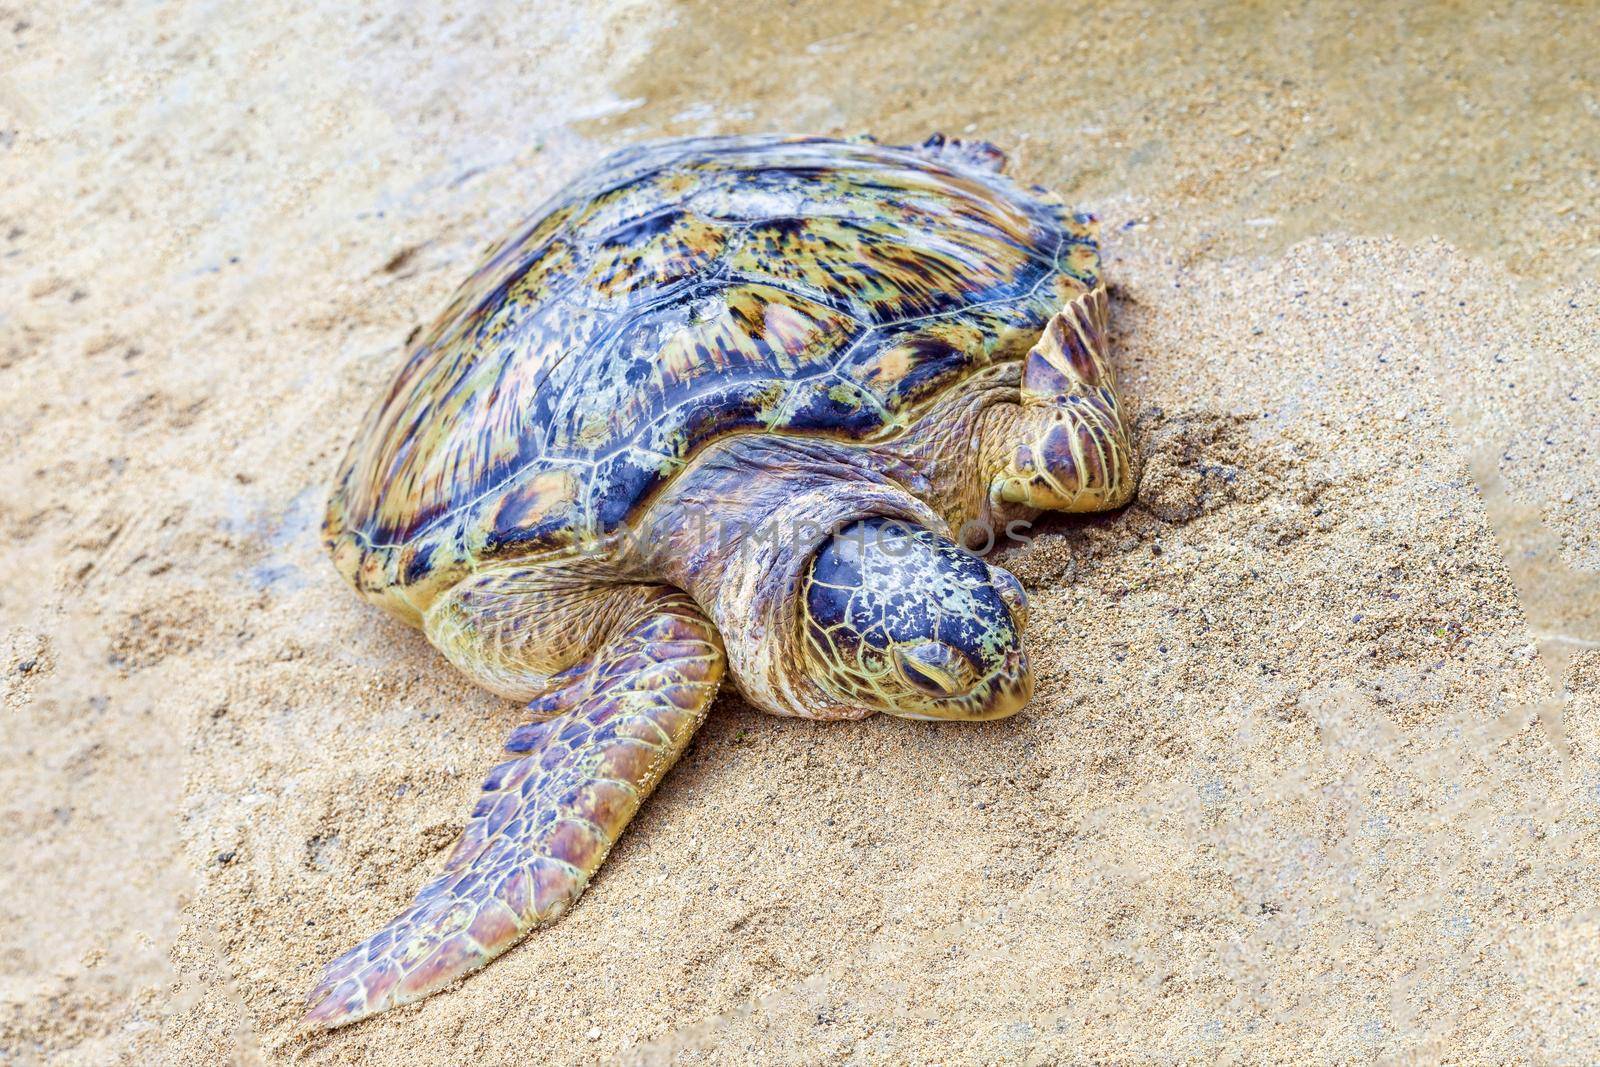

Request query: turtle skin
[
  {"left": 324, "top": 134, "right": 1101, "bottom": 620},
  {"left": 307, "top": 134, "right": 1133, "bottom": 1029}
]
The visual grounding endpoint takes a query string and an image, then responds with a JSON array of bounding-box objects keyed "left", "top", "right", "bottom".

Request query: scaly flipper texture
[
  {"left": 990, "top": 285, "right": 1137, "bottom": 512},
  {"left": 304, "top": 591, "right": 723, "bottom": 1028}
]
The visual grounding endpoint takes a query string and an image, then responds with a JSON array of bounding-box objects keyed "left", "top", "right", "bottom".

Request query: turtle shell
[{"left": 326, "top": 135, "right": 1100, "bottom": 617}]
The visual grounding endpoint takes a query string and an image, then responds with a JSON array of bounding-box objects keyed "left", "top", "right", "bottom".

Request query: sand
[{"left": 2, "top": 1, "right": 1597, "bottom": 1063}]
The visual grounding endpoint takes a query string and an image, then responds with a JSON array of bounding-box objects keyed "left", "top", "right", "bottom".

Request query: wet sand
[{"left": 1, "top": 1, "right": 1597, "bottom": 1063}]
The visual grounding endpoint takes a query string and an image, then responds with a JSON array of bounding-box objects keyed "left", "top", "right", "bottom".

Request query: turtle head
[{"left": 799, "top": 517, "right": 1033, "bottom": 721}]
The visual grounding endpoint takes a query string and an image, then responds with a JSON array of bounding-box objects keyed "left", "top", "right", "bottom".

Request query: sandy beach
[{"left": 2, "top": 1, "right": 1597, "bottom": 1062}]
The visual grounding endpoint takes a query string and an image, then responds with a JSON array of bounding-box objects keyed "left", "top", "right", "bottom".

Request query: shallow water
[
  {"left": 1471, "top": 445, "right": 1600, "bottom": 693},
  {"left": 610, "top": 0, "right": 1599, "bottom": 285}
]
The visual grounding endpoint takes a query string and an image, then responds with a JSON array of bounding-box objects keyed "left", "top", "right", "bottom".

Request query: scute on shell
[{"left": 326, "top": 135, "right": 1100, "bottom": 616}]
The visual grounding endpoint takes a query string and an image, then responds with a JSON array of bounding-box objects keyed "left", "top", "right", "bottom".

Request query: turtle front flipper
[
  {"left": 985, "top": 285, "right": 1138, "bottom": 513},
  {"left": 304, "top": 589, "right": 723, "bottom": 1028}
]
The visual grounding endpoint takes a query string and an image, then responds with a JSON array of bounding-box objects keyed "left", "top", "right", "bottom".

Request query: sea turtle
[{"left": 309, "top": 134, "right": 1136, "bottom": 1027}]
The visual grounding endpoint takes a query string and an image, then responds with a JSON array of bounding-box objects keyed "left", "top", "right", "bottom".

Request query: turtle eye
[{"left": 892, "top": 641, "right": 974, "bottom": 697}]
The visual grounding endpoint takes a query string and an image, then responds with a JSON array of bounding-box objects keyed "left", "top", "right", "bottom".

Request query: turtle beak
[{"left": 975, "top": 647, "right": 1033, "bottom": 721}]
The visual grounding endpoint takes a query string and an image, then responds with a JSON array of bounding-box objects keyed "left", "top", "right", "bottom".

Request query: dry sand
[{"left": 2, "top": 1, "right": 1597, "bottom": 1063}]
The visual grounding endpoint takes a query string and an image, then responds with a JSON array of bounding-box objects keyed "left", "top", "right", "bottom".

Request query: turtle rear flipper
[
  {"left": 916, "top": 132, "right": 1006, "bottom": 173},
  {"left": 304, "top": 590, "right": 723, "bottom": 1028}
]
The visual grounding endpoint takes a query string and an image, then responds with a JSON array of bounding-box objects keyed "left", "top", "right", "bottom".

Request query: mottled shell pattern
[{"left": 325, "top": 135, "right": 1101, "bottom": 620}]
